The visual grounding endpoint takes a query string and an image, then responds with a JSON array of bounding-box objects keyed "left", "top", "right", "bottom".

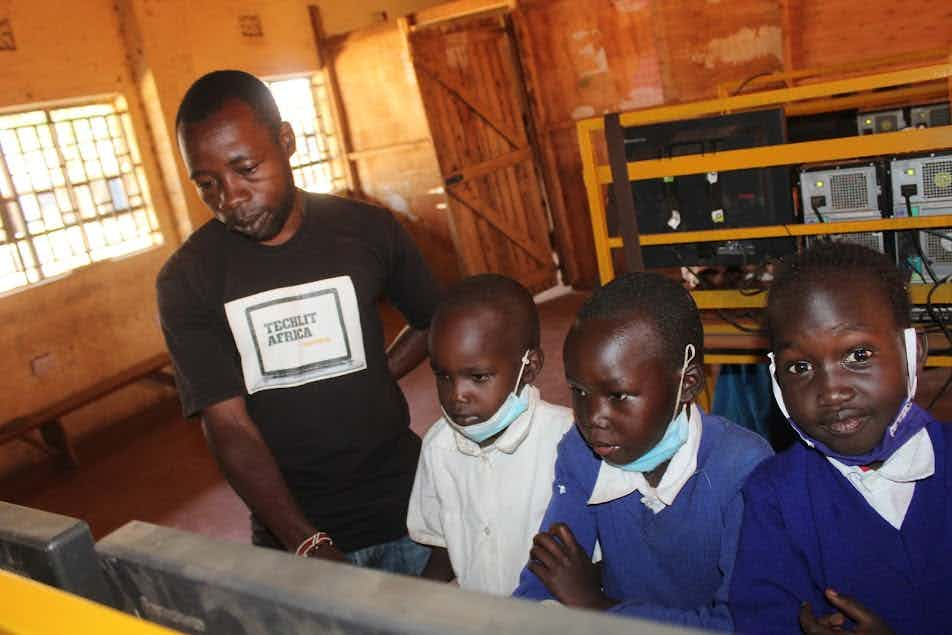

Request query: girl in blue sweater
[
  {"left": 730, "top": 243, "right": 952, "bottom": 634},
  {"left": 512, "top": 272, "right": 772, "bottom": 632}
]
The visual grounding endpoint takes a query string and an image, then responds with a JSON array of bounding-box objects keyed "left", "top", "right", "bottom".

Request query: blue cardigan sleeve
[
  {"left": 729, "top": 461, "right": 826, "bottom": 634},
  {"left": 512, "top": 432, "right": 598, "bottom": 601}
]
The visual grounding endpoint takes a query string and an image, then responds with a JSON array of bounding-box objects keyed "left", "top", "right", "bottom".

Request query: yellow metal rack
[{"left": 576, "top": 51, "right": 952, "bottom": 366}]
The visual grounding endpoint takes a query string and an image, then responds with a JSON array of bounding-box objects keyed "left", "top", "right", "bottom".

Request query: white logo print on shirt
[{"left": 224, "top": 276, "right": 367, "bottom": 393}]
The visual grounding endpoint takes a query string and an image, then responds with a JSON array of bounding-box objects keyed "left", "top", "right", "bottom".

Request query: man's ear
[
  {"left": 521, "top": 348, "right": 544, "bottom": 387},
  {"left": 278, "top": 121, "right": 296, "bottom": 158},
  {"left": 680, "top": 360, "right": 705, "bottom": 404}
]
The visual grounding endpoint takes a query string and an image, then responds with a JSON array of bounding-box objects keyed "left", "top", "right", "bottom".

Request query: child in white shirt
[{"left": 407, "top": 274, "right": 573, "bottom": 595}]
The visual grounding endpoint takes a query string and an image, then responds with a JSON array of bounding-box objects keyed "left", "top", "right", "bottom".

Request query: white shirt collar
[
  {"left": 827, "top": 427, "right": 934, "bottom": 530},
  {"left": 828, "top": 426, "right": 935, "bottom": 484},
  {"left": 587, "top": 404, "right": 703, "bottom": 513},
  {"left": 451, "top": 385, "right": 540, "bottom": 457}
]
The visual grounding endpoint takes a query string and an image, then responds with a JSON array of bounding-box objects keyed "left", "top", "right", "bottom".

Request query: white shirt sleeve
[{"left": 406, "top": 438, "right": 447, "bottom": 548}]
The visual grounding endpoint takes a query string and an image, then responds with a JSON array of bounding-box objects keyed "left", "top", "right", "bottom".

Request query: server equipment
[
  {"left": 909, "top": 102, "right": 951, "bottom": 128},
  {"left": 857, "top": 109, "right": 907, "bottom": 135},
  {"left": 620, "top": 108, "right": 794, "bottom": 268},
  {"left": 891, "top": 153, "right": 952, "bottom": 279},
  {"left": 799, "top": 162, "right": 890, "bottom": 253}
]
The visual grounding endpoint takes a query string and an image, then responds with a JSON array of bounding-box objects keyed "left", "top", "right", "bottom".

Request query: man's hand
[
  {"left": 799, "top": 589, "right": 894, "bottom": 635},
  {"left": 305, "top": 542, "right": 348, "bottom": 563},
  {"left": 527, "top": 523, "right": 614, "bottom": 610}
]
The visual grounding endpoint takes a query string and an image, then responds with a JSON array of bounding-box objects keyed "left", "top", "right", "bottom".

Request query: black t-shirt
[{"left": 156, "top": 193, "right": 441, "bottom": 551}]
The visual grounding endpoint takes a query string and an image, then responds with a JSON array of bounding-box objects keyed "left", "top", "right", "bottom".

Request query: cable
[
  {"left": 730, "top": 71, "right": 776, "bottom": 96},
  {"left": 677, "top": 256, "right": 765, "bottom": 334},
  {"left": 903, "top": 193, "right": 941, "bottom": 284},
  {"left": 920, "top": 229, "right": 952, "bottom": 241}
]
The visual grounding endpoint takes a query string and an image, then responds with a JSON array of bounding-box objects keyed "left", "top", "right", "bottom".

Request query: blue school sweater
[
  {"left": 512, "top": 413, "right": 772, "bottom": 632},
  {"left": 730, "top": 405, "right": 952, "bottom": 635}
]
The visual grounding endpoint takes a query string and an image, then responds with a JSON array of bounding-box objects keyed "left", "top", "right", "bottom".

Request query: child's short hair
[
  {"left": 434, "top": 273, "right": 540, "bottom": 350},
  {"left": 576, "top": 272, "right": 703, "bottom": 372},
  {"left": 767, "top": 242, "right": 911, "bottom": 339}
]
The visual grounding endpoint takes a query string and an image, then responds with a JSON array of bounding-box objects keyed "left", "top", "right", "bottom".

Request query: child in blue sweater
[
  {"left": 730, "top": 243, "right": 952, "bottom": 634},
  {"left": 512, "top": 272, "right": 772, "bottom": 632}
]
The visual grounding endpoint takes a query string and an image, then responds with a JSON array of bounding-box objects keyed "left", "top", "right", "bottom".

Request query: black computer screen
[
  {"left": 0, "top": 501, "right": 114, "bottom": 606},
  {"left": 619, "top": 108, "right": 795, "bottom": 268}
]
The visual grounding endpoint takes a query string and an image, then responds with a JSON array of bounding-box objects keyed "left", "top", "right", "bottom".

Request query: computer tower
[
  {"left": 799, "top": 162, "right": 890, "bottom": 253},
  {"left": 891, "top": 154, "right": 952, "bottom": 279},
  {"left": 909, "top": 103, "right": 951, "bottom": 128},
  {"left": 857, "top": 109, "right": 907, "bottom": 135}
]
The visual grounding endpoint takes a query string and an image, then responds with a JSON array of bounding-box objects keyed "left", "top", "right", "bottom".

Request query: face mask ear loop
[
  {"left": 671, "top": 344, "right": 696, "bottom": 420},
  {"left": 888, "top": 327, "right": 920, "bottom": 438},
  {"left": 904, "top": 327, "right": 918, "bottom": 399},
  {"left": 513, "top": 350, "right": 531, "bottom": 395}
]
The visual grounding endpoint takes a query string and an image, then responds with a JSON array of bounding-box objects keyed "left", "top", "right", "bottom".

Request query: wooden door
[{"left": 408, "top": 14, "right": 557, "bottom": 293}]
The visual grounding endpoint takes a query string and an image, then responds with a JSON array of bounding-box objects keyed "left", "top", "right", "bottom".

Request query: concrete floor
[{"left": 2, "top": 290, "right": 950, "bottom": 543}]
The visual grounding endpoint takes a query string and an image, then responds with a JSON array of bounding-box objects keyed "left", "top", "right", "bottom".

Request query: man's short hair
[
  {"left": 175, "top": 70, "right": 281, "bottom": 138},
  {"left": 767, "top": 242, "right": 911, "bottom": 336},
  {"left": 575, "top": 272, "right": 703, "bottom": 371},
  {"left": 434, "top": 274, "right": 540, "bottom": 350}
]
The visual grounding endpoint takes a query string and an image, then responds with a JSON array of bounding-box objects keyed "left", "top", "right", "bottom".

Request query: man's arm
[
  {"left": 202, "top": 396, "right": 345, "bottom": 561},
  {"left": 386, "top": 325, "right": 429, "bottom": 380}
]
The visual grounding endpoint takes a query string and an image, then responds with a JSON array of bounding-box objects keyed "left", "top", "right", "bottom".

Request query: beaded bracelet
[{"left": 295, "top": 531, "right": 334, "bottom": 557}]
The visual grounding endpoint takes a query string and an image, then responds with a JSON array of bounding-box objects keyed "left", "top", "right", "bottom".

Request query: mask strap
[
  {"left": 766, "top": 352, "right": 792, "bottom": 418},
  {"left": 671, "top": 344, "right": 696, "bottom": 419},
  {"left": 513, "top": 350, "right": 531, "bottom": 394},
  {"left": 888, "top": 327, "right": 919, "bottom": 438},
  {"left": 903, "top": 327, "right": 918, "bottom": 398}
]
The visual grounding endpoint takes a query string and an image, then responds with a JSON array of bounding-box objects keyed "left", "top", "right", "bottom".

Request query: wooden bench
[{"left": 0, "top": 352, "right": 176, "bottom": 468}]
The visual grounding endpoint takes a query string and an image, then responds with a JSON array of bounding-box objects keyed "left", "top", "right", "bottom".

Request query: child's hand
[
  {"left": 527, "top": 523, "right": 615, "bottom": 610},
  {"left": 799, "top": 589, "right": 894, "bottom": 635}
]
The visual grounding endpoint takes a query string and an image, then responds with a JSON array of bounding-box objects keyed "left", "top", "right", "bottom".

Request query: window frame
[
  {"left": 0, "top": 94, "right": 164, "bottom": 295},
  {"left": 264, "top": 72, "right": 350, "bottom": 196}
]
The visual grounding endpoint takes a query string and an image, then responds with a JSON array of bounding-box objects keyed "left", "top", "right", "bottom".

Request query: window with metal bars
[
  {"left": 265, "top": 74, "right": 347, "bottom": 196},
  {"left": 0, "top": 96, "right": 163, "bottom": 294}
]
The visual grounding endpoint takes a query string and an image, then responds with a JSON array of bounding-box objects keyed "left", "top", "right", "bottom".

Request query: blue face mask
[
  {"left": 613, "top": 344, "right": 696, "bottom": 473},
  {"left": 443, "top": 351, "right": 531, "bottom": 444}
]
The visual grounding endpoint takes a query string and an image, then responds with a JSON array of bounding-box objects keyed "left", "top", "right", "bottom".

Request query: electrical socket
[{"left": 30, "top": 353, "right": 56, "bottom": 377}]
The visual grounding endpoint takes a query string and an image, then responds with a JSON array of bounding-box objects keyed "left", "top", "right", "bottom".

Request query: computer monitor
[
  {"left": 0, "top": 501, "right": 114, "bottom": 606},
  {"left": 98, "top": 521, "right": 703, "bottom": 635},
  {"left": 620, "top": 108, "right": 795, "bottom": 268}
]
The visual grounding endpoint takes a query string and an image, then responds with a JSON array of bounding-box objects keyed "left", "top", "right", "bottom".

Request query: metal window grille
[
  {"left": 0, "top": 96, "right": 163, "bottom": 294},
  {"left": 266, "top": 75, "right": 347, "bottom": 195}
]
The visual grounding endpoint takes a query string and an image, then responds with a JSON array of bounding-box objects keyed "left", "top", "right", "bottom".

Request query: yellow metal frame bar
[
  {"left": 578, "top": 64, "right": 951, "bottom": 134},
  {"left": 595, "top": 125, "right": 952, "bottom": 184},
  {"left": 716, "top": 48, "right": 951, "bottom": 98},
  {"left": 703, "top": 354, "right": 952, "bottom": 366},
  {"left": 784, "top": 82, "right": 948, "bottom": 118},
  {"left": 0, "top": 569, "right": 181, "bottom": 634},
  {"left": 577, "top": 54, "right": 952, "bottom": 287},
  {"left": 605, "top": 215, "right": 952, "bottom": 248},
  {"left": 690, "top": 283, "right": 952, "bottom": 311}
]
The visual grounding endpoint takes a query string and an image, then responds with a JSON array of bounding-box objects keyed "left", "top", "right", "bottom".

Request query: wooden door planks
[{"left": 408, "top": 15, "right": 556, "bottom": 292}]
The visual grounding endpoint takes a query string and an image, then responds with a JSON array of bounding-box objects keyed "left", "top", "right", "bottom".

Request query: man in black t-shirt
[{"left": 156, "top": 70, "right": 440, "bottom": 573}]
